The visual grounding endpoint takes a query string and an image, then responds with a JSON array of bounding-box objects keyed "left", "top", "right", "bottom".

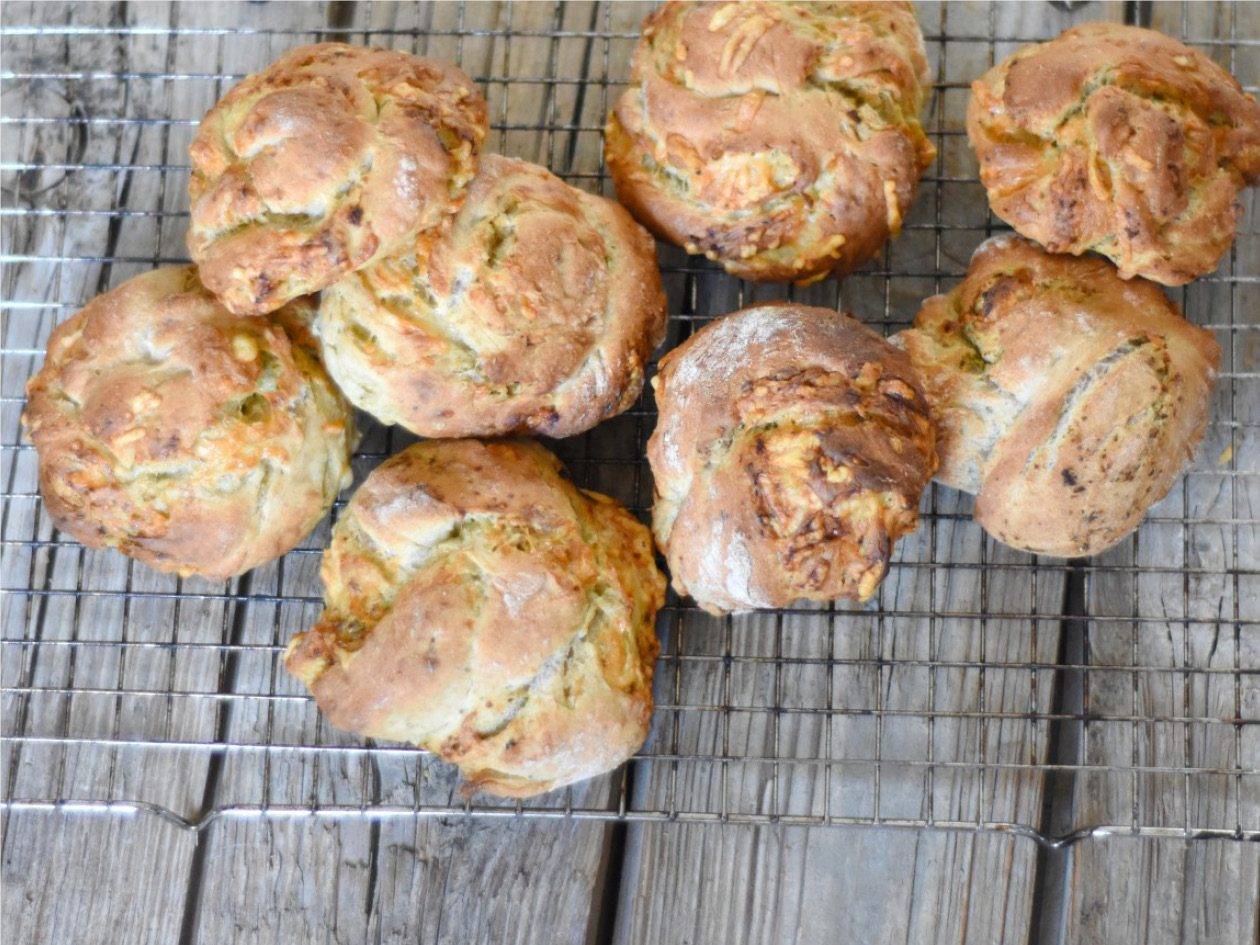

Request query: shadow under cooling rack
[{"left": 2, "top": 0, "right": 1258, "bottom": 848}]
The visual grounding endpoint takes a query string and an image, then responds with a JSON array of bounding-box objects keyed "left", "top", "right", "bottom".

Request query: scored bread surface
[
  {"left": 188, "top": 43, "right": 488, "bottom": 315},
  {"left": 23, "top": 267, "right": 355, "bottom": 579},
  {"left": 894, "top": 235, "right": 1221, "bottom": 557},
  {"left": 285, "top": 439, "right": 665, "bottom": 798},
  {"left": 968, "top": 23, "right": 1260, "bottom": 285}
]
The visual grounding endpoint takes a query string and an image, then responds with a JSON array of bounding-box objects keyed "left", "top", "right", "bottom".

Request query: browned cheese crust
[
  {"left": 968, "top": 23, "right": 1260, "bottom": 285},
  {"left": 316, "top": 154, "right": 667, "bottom": 438},
  {"left": 647, "top": 304, "right": 936, "bottom": 615},
  {"left": 188, "top": 43, "right": 488, "bottom": 315},
  {"left": 23, "top": 267, "right": 355, "bottom": 579},
  {"left": 284, "top": 439, "right": 665, "bottom": 797},
  {"left": 606, "top": 1, "right": 935, "bottom": 282},
  {"left": 894, "top": 236, "right": 1220, "bottom": 557}
]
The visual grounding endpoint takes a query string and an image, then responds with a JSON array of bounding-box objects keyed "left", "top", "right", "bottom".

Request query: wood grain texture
[
  {"left": 1061, "top": 3, "right": 1260, "bottom": 943},
  {"left": 612, "top": 4, "right": 1119, "bottom": 942},
  {"left": 2, "top": 3, "right": 208, "bottom": 943},
  {"left": 2, "top": 3, "right": 1258, "bottom": 945},
  {"left": 180, "top": 4, "right": 621, "bottom": 944}
]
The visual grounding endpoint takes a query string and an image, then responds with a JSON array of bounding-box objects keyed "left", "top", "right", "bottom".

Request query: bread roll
[
  {"left": 316, "top": 154, "right": 667, "bottom": 438},
  {"left": 894, "top": 236, "right": 1220, "bottom": 557},
  {"left": 606, "top": 1, "right": 935, "bottom": 282},
  {"left": 188, "top": 43, "right": 488, "bottom": 315},
  {"left": 23, "top": 267, "right": 355, "bottom": 579},
  {"left": 968, "top": 23, "right": 1260, "bottom": 285},
  {"left": 285, "top": 439, "right": 665, "bottom": 797},
  {"left": 648, "top": 304, "right": 936, "bottom": 614}
]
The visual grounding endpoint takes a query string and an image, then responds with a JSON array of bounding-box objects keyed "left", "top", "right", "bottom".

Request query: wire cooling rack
[{"left": 1, "top": 1, "right": 1257, "bottom": 849}]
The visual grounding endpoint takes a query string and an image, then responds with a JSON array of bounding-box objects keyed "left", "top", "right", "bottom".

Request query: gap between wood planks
[
  {"left": 174, "top": 7, "right": 353, "bottom": 943},
  {"left": 14, "top": 1, "right": 1245, "bottom": 942}
]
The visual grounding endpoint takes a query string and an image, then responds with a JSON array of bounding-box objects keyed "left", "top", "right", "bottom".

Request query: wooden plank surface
[
  {"left": 612, "top": 3, "right": 1112, "bottom": 942},
  {"left": 3, "top": 3, "right": 622, "bottom": 943},
  {"left": 1061, "top": 3, "right": 1260, "bottom": 942},
  {"left": 2, "top": 3, "right": 209, "bottom": 942},
  {"left": 2, "top": 2, "right": 1258, "bottom": 945},
  {"left": 186, "top": 2, "right": 621, "bottom": 941}
]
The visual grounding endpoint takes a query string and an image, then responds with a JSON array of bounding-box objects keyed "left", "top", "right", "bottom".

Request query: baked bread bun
[
  {"left": 23, "top": 267, "right": 355, "bottom": 579},
  {"left": 648, "top": 304, "right": 936, "bottom": 615},
  {"left": 606, "top": 1, "right": 935, "bottom": 283},
  {"left": 188, "top": 43, "right": 488, "bottom": 315},
  {"left": 285, "top": 439, "right": 664, "bottom": 797},
  {"left": 894, "top": 236, "right": 1220, "bottom": 557},
  {"left": 968, "top": 23, "right": 1260, "bottom": 285},
  {"left": 316, "top": 154, "right": 667, "bottom": 438}
]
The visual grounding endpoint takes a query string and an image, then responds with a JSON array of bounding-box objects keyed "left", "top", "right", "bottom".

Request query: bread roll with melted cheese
[
  {"left": 285, "top": 439, "right": 665, "bottom": 797},
  {"left": 648, "top": 303, "right": 936, "bottom": 614},
  {"left": 606, "top": 1, "right": 935, "bottom": 283},
  {"left": 23, "top": 267, "right": 354, "bottom": 579},
  {"left": 894, "top": 236, "right": 1220, "bottom": 556},
  {"left": 968, "top": 23, "right": 1260, "bottom": 285},
  {"left": 316, "top": 154, "right": 667, "bottom": 438},
  {"left": 188, "top": 43, "right": 488, "bottom": 315}
]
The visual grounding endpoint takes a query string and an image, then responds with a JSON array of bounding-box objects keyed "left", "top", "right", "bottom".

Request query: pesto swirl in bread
[
  {"left": 606, "top": 1, "right": 934, "bottom": 282},
  {"left": 23, "top": 266, "right": 354, "bottom": 579},
  {"left": 316, "top": 154, "right": 667, "bottom": 438},
  {"left": 285, "top": 439, "right": 665, "bottom": 798},
  {"left": 188, "top": 43, "right": 487, "bottom": 314},
  {"left": 894, "top": 236, "right": 1220, "bottom": 556}
]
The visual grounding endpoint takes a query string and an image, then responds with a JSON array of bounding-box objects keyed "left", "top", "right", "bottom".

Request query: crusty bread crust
[
  {"left": 606, "top": 1, "right": 935, "bottom": 283},
  {"left": 285, "top": 439, "right": 665, "bottom": 798},
  {"left": 316, "top": 154, "right": 667, "bottom": 438},
  {"left": 968, "top": 23, "right": 1260, "bottom": 285},
  {"left": 895, "top": 236, "right": 1220, "bottom": 557},
  {"left": 647, "top": 304, "right": 936, "bottom": 615},
  {"left": 188, "top": 43, "right": 487, "bottom": 315},
  {"left": 23, "top": 267, "right": 355, "bottom": 579}
]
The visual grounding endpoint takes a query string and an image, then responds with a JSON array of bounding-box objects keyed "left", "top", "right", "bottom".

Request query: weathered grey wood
[
  {"left": 1062, "top": 3, "right": 1260, "bottom": 942},
  {"left": 612, "top": 3, "right": 1134, "bottom": 943},
  {"left": 1, "top": 3, "right": 208, "bottom": 943},
  {"left": 4, "top": 3, "right": 1258, "bottom": 945},
  {"left": 179, "top": 4, "right": 623, "bottom": 943}
]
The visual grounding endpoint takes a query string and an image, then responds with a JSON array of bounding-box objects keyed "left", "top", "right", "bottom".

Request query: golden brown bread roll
[
  {"left": 284, "top": 439, "right": 664, "bottom": 797},
  {"left": 23, "top": 267, "right": 355, "bottom": 579},
  {"left": 968, "top": 23, "right": 1260, "bottom": 285},
  {"left": 316, "top": 154, "right": 667, "bottom": 438},
  {"left": 648, "top": 304, "right": 936, "bottom": 615},
  {"left": 606, "top": 1, "right": 935, "bottom": 283},
  {"left": 188, "top": 43, "right": 488, "bottom": 315},
  {"left": 894, "top": 236, "right": 1220, "bottom": 557}
]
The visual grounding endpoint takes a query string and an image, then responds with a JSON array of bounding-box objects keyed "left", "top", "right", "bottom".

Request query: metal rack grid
[{"left": 1, "top": 1, "right": 1256, "bottom": 849}]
